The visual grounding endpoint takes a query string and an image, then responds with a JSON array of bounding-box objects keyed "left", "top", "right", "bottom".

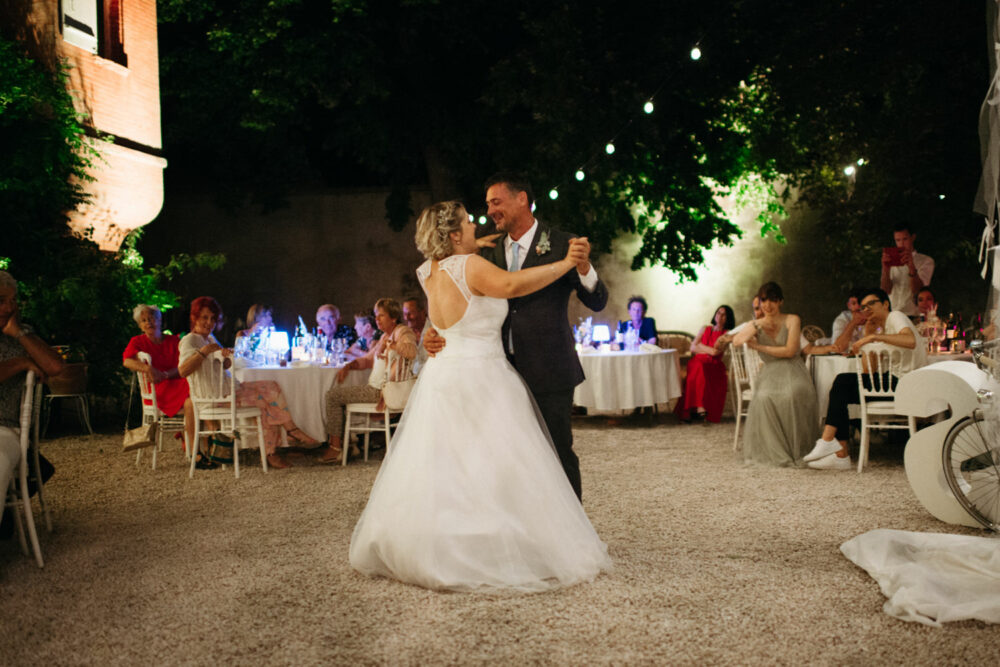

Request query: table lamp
[{"left": 591, "top": 324, "right": 611, "bottom": 344}]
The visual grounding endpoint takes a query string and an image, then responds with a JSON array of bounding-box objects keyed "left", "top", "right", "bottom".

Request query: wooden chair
[
  {"left": 657, "top": 330, "right": 695, "bottom": 391},
  {"left": 3, "top": 371, "right": 44, "bottom": 567},
  {"left": 133, "top": 351, "right": 188, "bottom": 469},
  {"left": 855, "top": 343, "right": 916, "bottom": 472},
  {"left": 42, "top": 362, "right": 93, "bottom": 437},
  {"left": 186, "top": 351, "right": 267, "bottom": 478}
]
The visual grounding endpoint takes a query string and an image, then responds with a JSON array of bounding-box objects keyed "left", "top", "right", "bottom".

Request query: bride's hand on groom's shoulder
[
  {"left": 424, "top": 328, "right": 446, "bottom": 357},
  {"left": 476, "top": 233, "right": 502, "bottom": 249}
]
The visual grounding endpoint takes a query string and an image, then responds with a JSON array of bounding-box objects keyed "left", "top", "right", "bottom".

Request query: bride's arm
[{"left": 465, "top": 241, "right": 587, "bottom": 299}]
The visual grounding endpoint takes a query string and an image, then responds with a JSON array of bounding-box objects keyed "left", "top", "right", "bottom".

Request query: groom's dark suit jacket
[{"left": 488, "top": 222, "right": 609, "bottom": 394}]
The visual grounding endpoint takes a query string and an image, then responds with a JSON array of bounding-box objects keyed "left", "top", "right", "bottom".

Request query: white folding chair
[
  {"left": 186, "top": 351, "right": 267, "bottom": 478},
  {"left": 3, "top": 371, "right": 44, "bottom": 567},
  {"left": 856, "top": 343, "right": 916, "bottom": 473},
  {"left": 343, "top": 352, "right": 412, "bottom": 465},
  {"left": 134, "top": 351, "right": 188, "bottom": 469},
  {"left": 731, "top": 344, "right": 762, "bottom": 451}
]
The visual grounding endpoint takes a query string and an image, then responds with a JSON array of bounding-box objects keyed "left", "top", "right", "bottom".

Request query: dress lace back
[{"left": 438, "top": 254, "right": 472, "bottom": 303}]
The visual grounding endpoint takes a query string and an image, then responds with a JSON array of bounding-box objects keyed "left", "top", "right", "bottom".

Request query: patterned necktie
[{"left": 509, "top": 242, "right": 521, "bottom": 272}]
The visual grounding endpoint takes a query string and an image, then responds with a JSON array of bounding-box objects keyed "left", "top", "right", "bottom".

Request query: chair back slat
[
  {"left": 856, "top": 343, "right": 905, "bottom": 398},
  {"left": 20, "top": 370, "right": 36, "bottom": 438},
  {"left": 742, "top": 344, "right": 763, "bottom": 393},
  {"left": 135, "top": 351, "right": 161, "bottom": 421}
]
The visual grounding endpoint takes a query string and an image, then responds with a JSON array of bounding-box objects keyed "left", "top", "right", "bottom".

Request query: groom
[{"left": 484, "top": 172, "right": 608, "bottom": 500}]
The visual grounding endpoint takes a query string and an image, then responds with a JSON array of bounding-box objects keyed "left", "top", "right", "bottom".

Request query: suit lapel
[
  {"left": 491, "top": 234, "right": 508, "bottom": 270},
  {"left": 519, "top": 222, "right": 549, "bottom": 270}
]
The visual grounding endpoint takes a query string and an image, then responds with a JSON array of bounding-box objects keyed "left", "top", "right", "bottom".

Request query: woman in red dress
[
  {"left": 122, "top": 305, "right": 193, "bottom": 447},
  {"left": 676, "top": 305, "right": 734, "bottom": 423}
]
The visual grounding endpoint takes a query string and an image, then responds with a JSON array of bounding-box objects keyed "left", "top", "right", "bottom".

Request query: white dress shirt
[{"left": 505, "top": 219, "right": 598, "bottom": 290}]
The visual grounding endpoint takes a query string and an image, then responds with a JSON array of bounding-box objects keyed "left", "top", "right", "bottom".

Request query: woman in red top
[
  {"left": 676, "top": 304, "right": 734, "bottom": 423},
  {"left": 122, "top": 305, "right": 193, "bottom": 446}
]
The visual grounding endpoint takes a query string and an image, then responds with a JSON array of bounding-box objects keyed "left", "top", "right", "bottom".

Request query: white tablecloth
[
  {"left": 574, "top": 348, "right": 682, "bottom": 411},
  {"left": 235, "top": 364, "right": 370, "bottom": 442}
]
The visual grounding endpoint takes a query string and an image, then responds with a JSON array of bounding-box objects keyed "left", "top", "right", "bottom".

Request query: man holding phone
[{"left": 880, "top": 223, "right": 934, "bottom": 316}]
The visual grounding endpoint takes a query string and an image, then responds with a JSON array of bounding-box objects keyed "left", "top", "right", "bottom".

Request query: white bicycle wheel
[{"left": 942, "top": 411, "right": 1000, "bottom": 531}]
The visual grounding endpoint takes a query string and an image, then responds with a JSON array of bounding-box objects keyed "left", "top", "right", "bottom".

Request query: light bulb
[
  {"left": 605, "top": 142, "right": 615, "bottom": 155},
  {"left": 844, "top": 165, "right": 856, "bottom": 176},
  {"left": 575, "top": 170, "right": 585, "bottom": 181},
  {"left": 549, "top": 189, "right": 559, "bottom": 200},
  {"left": 690, "top": 46, "right": 702, "bottom": 61},
  {"left": 478, "top": 215, "right": 487, "bottom": 225},
  {"left": 643, "top": 101, "right": 654, "bottom": 114}
]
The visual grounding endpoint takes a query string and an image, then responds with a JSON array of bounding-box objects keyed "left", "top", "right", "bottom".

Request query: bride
[{"left": 349, "top": 201, "right": 611, "bottom": 592}]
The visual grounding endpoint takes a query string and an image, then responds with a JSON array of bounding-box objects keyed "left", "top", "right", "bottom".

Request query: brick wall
[{"left": 29, "top": 0, "right": 165, "bottom": 249}]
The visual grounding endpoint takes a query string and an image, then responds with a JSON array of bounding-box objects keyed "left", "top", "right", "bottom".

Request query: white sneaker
[
  {"left": 808, "top": 452, "right": 852, "bottom": 470},
  {"left": 804, "top": 438, "right": 842, "bottom": 462}
]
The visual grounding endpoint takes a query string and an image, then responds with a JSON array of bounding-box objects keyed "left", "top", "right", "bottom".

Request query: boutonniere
[{"left": 535, "top": 231, "right": 551, "bottom": 255}]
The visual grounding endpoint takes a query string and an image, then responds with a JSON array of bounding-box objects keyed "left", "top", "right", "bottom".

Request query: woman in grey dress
[{"left": 732, "top": 282, "right": 818, "bottom": 466}]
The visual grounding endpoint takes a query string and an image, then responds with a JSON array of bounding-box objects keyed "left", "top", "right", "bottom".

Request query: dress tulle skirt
[{"left": 349, "top": 352, "right": 611, "bottom": 592}]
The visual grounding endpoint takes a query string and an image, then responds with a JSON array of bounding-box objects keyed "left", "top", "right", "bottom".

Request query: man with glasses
[
  {"left": 880, "top": 224, "right": 934, "bottom": 317},
  {"left": 804, "top": 288, "right": 926, "bottom": 470}
]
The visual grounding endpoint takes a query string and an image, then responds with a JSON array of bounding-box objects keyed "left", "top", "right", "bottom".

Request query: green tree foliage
[{"left": 157, "top": 1, "right": 987, "bottom": 294}]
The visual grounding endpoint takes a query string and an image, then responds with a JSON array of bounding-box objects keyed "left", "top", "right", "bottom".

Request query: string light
[
  {"left": 856, "top": 158, "right": 866, "bottom": 166},
  {"left": 575, "top": 170, "right": 585, "bottom": 181},
  {"left": 643, "top": 101, "right": 654, "bottom": 114},
  {"left": 939, "top": 194, "right": 946, "bottom": 200},
  {"left": 478, "top": 215, "right": 488, "bottom": 225},
  {"left": 605, "top": 142, "right": 616, "bottom": 155},
  {"left": 549, "top": 188, "right": 559, "bottom": 200},
  {"left": 690, "top": 46, "right": 702, "bottom": 61},
  {"left": 843, "top": 165, "right": 856, "bottom": 176},
  {"left": 468, "top": 213, "right": 474, "bottom": 222}
]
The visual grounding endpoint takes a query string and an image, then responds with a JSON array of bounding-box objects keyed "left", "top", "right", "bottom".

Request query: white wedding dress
[{"left": 349, "top": 254, "right": 611, "bottom": 591}]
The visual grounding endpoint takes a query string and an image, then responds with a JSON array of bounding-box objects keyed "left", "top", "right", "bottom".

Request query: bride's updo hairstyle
[{"left": 415, "top": 200, "right": 465, "bottom": 260}]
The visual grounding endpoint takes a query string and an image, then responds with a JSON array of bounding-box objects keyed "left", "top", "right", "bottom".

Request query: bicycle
[{"left": 940, "top": 338, "right": 1000, "bottom": 531}]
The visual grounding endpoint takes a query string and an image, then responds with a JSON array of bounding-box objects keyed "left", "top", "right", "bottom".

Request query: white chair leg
[
  {"left": 8, "top": 481, "right": 28, "bottom": 556},
  {"left": 857, "top": 424, "right": 869, "bottom": 473},
  {"left": 256, "top": 415, "right": 268, "bottom": 473},
  {"left": 77, "top": 396, "right": 94, "bottom": 436},
  {"left": 19, "top": 464, "right": 43, "bottom": 567},
  {"left": 732, "top": 399, "right": 743, "bottom": 452}
]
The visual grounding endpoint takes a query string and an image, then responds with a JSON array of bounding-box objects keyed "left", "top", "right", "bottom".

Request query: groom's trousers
[{"left": 528, "top": 388, "right": 581, "bottom": 501}]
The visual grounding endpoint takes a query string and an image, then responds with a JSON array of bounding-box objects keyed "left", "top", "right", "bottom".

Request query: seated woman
[
  {"left": 122, "top": 304, "right": 194, "bottom": 450},
  {"left": 178, "top": 296, "right": 320, "bottom": 470},
  {"left": 617, "top": 295, "right": 658, "bottom": 345},
  {"left": 805, "top": 288, "right": 926, "bottom": 470},
  {"left": 316, "top": 304, "right": 357, "bottom": 345},
  {"left": 0, "top": 270, "right": 64, "bottom": 510},
  {"left": 732, "top": 282, "right": 819, "bottom": 466},
  {"left": 322, "top": 298, "right": 417, "bottom": 462},
  {"left": 345, "top": 313, "right": 378, "bottom": 359},
  {"left": 235, "top": 303, "right": 273, "bottom": 339},
  {"left": 676, "top": 305, "right": 734, "bottom": 423}
]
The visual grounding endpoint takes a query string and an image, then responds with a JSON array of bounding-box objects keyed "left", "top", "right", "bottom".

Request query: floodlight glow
[
  {"left": 643, "top": 101, "right": 654, "bottom": 114},
  {"left": 575, "top": 170, "right": 585, "bottom": 181},
  {"left": 843, "top": 165, "right": 856, "bottom": 176},
  {"left": 605, "top": 142, "right": 615, "bottom": 155},
  {"left": 591, "top": 324, "right": 612, "bottom": 343},
  {"left": 690, "top": 46, "right": 702, "bottom": 61},
  {"left": 549, "top": 189, "right": 559, "bottom": 200}
]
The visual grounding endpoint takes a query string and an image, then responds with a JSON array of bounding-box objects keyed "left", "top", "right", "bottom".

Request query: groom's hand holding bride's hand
[{"left": 423, "top": 328, "right": 446, "bottom": 357}]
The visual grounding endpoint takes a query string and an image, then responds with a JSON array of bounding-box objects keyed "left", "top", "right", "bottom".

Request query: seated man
[
  {"left": 316, "top": 304, "right": 357, "bottom": 345},
  {"left": 402, "top": 296, "right": 428, "bottom": 376},
  {"left": 804, "top": 288, "right": 927, "bottom": 470},
  {"left": 830, "top": 288, "right": 865, "bottom": 343}
]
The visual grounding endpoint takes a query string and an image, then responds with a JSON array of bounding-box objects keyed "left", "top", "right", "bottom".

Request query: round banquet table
[
  {"left": 235, "top": 364, "right": 370, "bottom": 442},
  {"left": 573, "top": 348, "right": 682, "bottom": 412}
]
